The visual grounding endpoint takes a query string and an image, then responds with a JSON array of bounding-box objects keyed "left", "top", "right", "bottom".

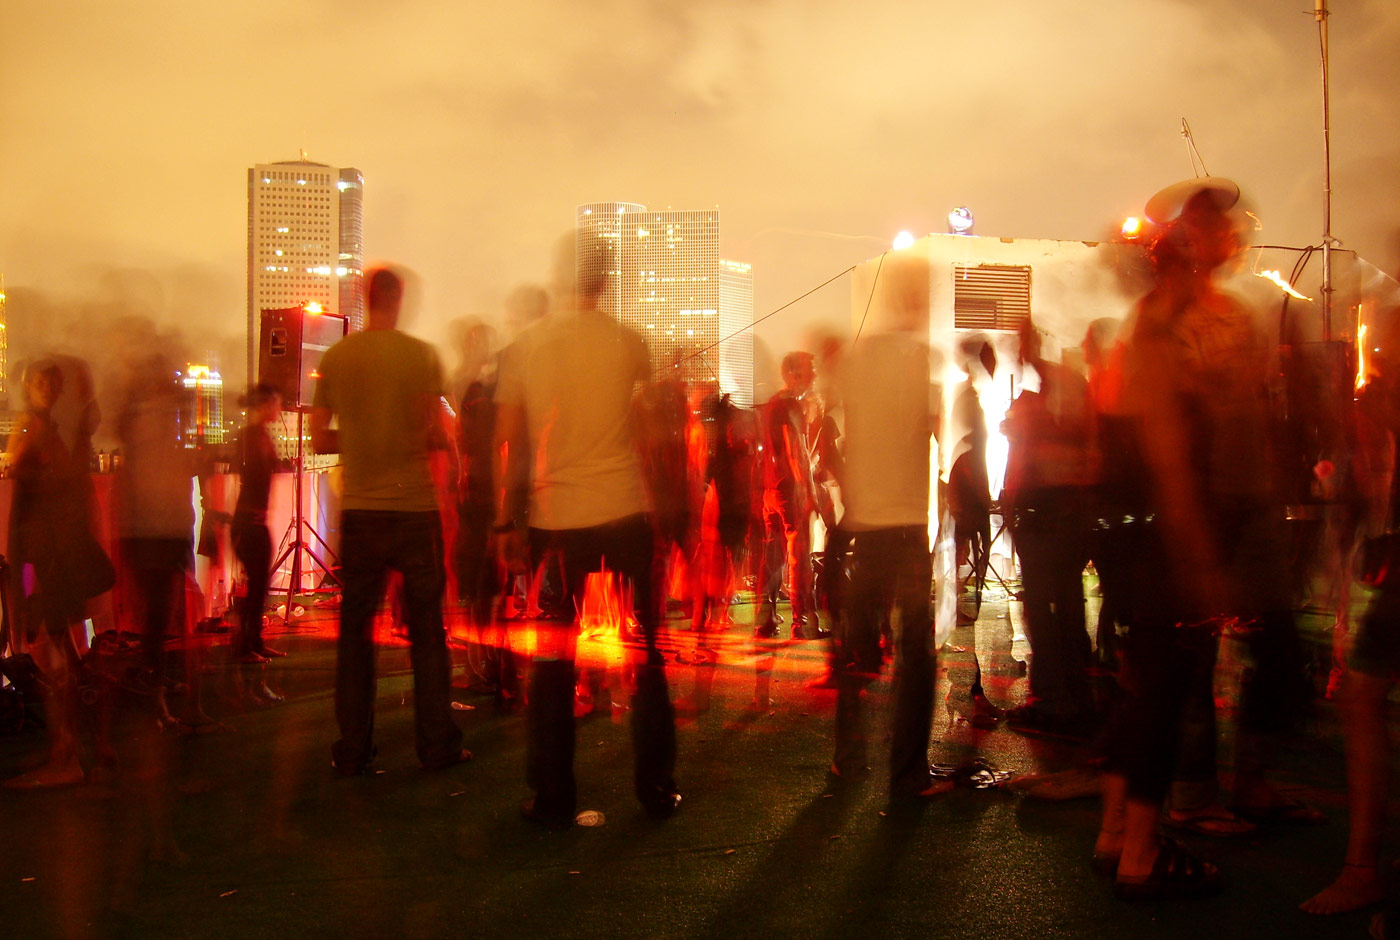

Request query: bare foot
[
  {"left": 1093, "top": 829, "right": 1124, "bottom": 867},
  {"left": 1009, "top": 767, "right": 1102, "bottom": 801},
  {"left": 1301, "top": 866, "right": 1385, "bottom": 915},
  {"left": 4, "top": 759, "right": 84, "bottom": 789}
]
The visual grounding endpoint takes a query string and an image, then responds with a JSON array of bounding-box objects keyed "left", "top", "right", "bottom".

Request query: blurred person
[
  {"left": 1001, "top": 319, "right": 1097, "bottom": 737},
  {"left": 830, "top": 254, "right": 949, "bottom": 799},
  {"left": 452, "top": 321, "right": 518, "bottom": 709},
  {"left": 3, "top": 357, "right": 112, "bottom": 788},
  {"left": 1083, "top": 317, "right": 1126, "bottom": 669},
  {"left": 116, "top": 353, "right": 200, "bottom": 728},
  {"left": 1095, "top": 185, "right": 1308, "bottom": 899},
  {"left": 756, "top": 351, "right": 825, "bottom": 640},
  {"left": 634, "top": 366, "right": 694, "bottom": 628},
  {"left": 112, "top": 351, "right": 199, "bottom": 866},
  {"left": 946, "top": 339, "right": 995, "bottom": 622},
  {"left": 229, "top": 383, "right": 284, "bottom": 664},
  {"left": 494, "top": 236, "right": 679, "bottom": 829},
  {"left": 1301, "top": 362, "right": 1400, "bottom": 917},
  {"left": 695, "top": 389, "right": 755, "bottom": 634},
  {"left": 310, "top": 265, "right": 467, "bottom": 775}
]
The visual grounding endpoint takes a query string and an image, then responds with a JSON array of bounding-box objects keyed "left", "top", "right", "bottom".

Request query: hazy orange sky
[{"left": 2, "top": 0, "right": 1397, "bottom": 392}]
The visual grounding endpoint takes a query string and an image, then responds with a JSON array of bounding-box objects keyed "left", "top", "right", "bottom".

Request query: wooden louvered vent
[{"left": 952, "top": 264, "right": 1031, "bottom": 331}]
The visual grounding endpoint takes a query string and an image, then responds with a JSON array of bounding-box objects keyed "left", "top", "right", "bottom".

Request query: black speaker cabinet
[{"left": 258, "top": 307, "right": 347, "bottom": 409}]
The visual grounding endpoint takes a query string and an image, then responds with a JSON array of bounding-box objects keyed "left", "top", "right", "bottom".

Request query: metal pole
[
  {"left": 286, "top": 408, "right": 304, "bottom": 616},
  {"left": 1316, "top": 0, "right": 1333, "bottom": 341}
]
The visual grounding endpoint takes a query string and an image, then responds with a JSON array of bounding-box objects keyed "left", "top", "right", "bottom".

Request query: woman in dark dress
[
  {"left": 4, "top": 358, "right": 109, "bottom": 788},
  {"left": 231, "top": 383, "right": 283, "bottom": 663}
]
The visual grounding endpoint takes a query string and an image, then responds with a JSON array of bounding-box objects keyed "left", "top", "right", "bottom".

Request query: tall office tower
[
  {"left": 180, "top": 363, "right": 225, "bottom": 447},
  {"left": 246, "top": 158, "right": 363, "bottom": 387},
  {"left": 575, "top": 203, "right": 752, "bottom": 403},
  {"left": 717, "top": 260, "right": 754, "bottom": 406},
  {"left": 0, "top": 273, "right": 8, "bottom": 407}
]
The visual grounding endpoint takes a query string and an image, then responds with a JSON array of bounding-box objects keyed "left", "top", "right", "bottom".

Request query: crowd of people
[{"left": 2, "top": 187, "right": 1397, "bottom": 927}]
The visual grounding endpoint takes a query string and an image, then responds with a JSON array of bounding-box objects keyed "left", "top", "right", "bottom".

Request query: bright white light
[
  {"left": 274, "top": 249, "right": 283, "bottom": 256},
  {"left": 893, "top": 231, "right": 916, "bottom": 251},
  {"left": 336, "top": 180, "right": 351, "bottom": 191},
  {"left": 305, "top": 302, "right": 323, "bottom": 314},
  {"left": 947, "top": 208, "right": 974, "bottom": 235},
  {"left": 312, "top": 266, "right": 333, "bottom": 276},
  {"left": 335, "top": 266, "right": 348, "bottom": 277},
  {"left": 1121, "top": 217, "right": 1142, "bottom": 239},
  {"left": 1255, "top": 270, "right": 1312, "bottom": 301}
]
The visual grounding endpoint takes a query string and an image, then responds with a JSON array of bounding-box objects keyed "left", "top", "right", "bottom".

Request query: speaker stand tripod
[{"left": 271, "top": 409, "right": 340, "bottom": 617}]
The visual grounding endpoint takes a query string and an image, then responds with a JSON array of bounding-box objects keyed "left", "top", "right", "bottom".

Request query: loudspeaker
[{"left": 258, "top": 307, "right": 347, "bottom": 409}]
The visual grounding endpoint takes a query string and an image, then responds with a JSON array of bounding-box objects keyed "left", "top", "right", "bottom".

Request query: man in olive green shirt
[{"left": 311, "top": 266, "right": 465, "bottom": 775}]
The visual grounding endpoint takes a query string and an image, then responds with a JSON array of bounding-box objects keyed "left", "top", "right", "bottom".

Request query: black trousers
[
  {"left": 120, "top": 537, "right": 190, "bottom": 677},
  {"left": 834, "top": 525, "right": 935, "bottom": 796},
  {"left": 1102, "top": 506, "right": 1305, "bottom": 804},
  {"left": 231, "top": 518, "right": 272, "bottom": 656},
  {"left": 333, "top": 510, "right": 462, "bottom": 771},
  {"left": 1011, "top": 488, "right": 1094, "bottom": 719},
  {"left": 526, "top": 514, "right": 677, "bottom": 821}
]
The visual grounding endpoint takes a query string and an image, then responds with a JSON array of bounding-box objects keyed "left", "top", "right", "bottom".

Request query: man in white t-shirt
[
  {"left": 831, "top": 252, "right": 950, "bottom": 800},
  {"left": 494, "top": 238, "right": 679, "bottom": 829}
]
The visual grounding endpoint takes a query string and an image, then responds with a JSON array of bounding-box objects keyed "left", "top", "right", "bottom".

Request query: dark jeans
[
  {"left": 121, "top": 537, "right": 191, "bottom": 677},
  {"left": 231, "top": 518, "right": 272, "bottom": 656},
  {"left": 834, "top": 525, "right": 935, "bottom": 796},
  {"left": 526, "top": 514, "right": 677, "bottom": 821},
  {"left": 1011, "top": 488, "right": 1094, "bottom": 719},
  {"left": 758, "top": 482, "right": 813, "bottom": 625},
  {"left": 333, "top": 510, "right": 462, "bottom": 771},
  {"left": 1103, "top": 508, "right": 1305, "bottom": 805}
]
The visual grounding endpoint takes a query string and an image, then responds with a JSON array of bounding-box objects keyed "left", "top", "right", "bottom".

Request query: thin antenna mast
[
  {"left": 1314, "top": 0, "right": 1334, "bottom": 341},
  {"left": 1180, "top": 119, "right": 1210, "bottom": 177}
]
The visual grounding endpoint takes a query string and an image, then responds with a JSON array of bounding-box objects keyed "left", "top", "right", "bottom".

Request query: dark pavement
[{"left": 1, "top": 590, "right": 1395, "bottom": 940}]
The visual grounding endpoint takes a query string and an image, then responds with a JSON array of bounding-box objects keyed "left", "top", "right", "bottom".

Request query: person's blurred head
[
  {"left": 240, "top": 382, "right": 282, "bottom": 424},
  {"left": 23, "top": 359, "right": 63, "bottom": 412},
  {"left": 504, "top": 284, "right": 549, "bottom": 335},
  {"left": 1152, "top": 187, "right": 1242, "bottom": 281},
  {"left": 366, "top": 266, "right": 405, "bottom": 326},
  {"left": 884, "top": 250, "right": 930, "bottom": 333},
  {"left": 781, "top": 351, "right": 816, "bottom": 396},
  {"left": 1083, "top": 318, "right": 1121, "bottom": 370}
]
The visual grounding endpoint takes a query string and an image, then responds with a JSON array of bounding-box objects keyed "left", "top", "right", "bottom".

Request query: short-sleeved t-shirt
[
  {"left": 495, "top": 310, "right": 649, "bottom": 530},
  {"left": 838, "top": 331, "right": 938, "bottom": 530},
  {"left": 313, "top": 328, "right": 443, "bottom": 512}
]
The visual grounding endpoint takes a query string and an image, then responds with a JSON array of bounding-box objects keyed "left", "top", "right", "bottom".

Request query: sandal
[{"left": 1115, "top": 838, "right": 1222, "bottom": 901}]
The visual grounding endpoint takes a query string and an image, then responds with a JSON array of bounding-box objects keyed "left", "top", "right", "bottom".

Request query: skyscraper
[
  {"left": 575, "top": 202, "right": 752, "bottom": 403},
  {"left": 247, "top": 158, "right": 363, "bottom": 386},
  {"left": 0, "top": 273, "right": 8, "bottom": 407},
  {"left": 180, "top": 363, "right": 225, "bottom": 447}
]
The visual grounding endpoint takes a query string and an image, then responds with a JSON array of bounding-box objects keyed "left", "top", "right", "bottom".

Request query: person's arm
[
  {"left": 309, "top": 407, "right": 338, "bottom": 454},
  {"left": 493, "top": 400, "right": 527, "bottom": 530}
]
